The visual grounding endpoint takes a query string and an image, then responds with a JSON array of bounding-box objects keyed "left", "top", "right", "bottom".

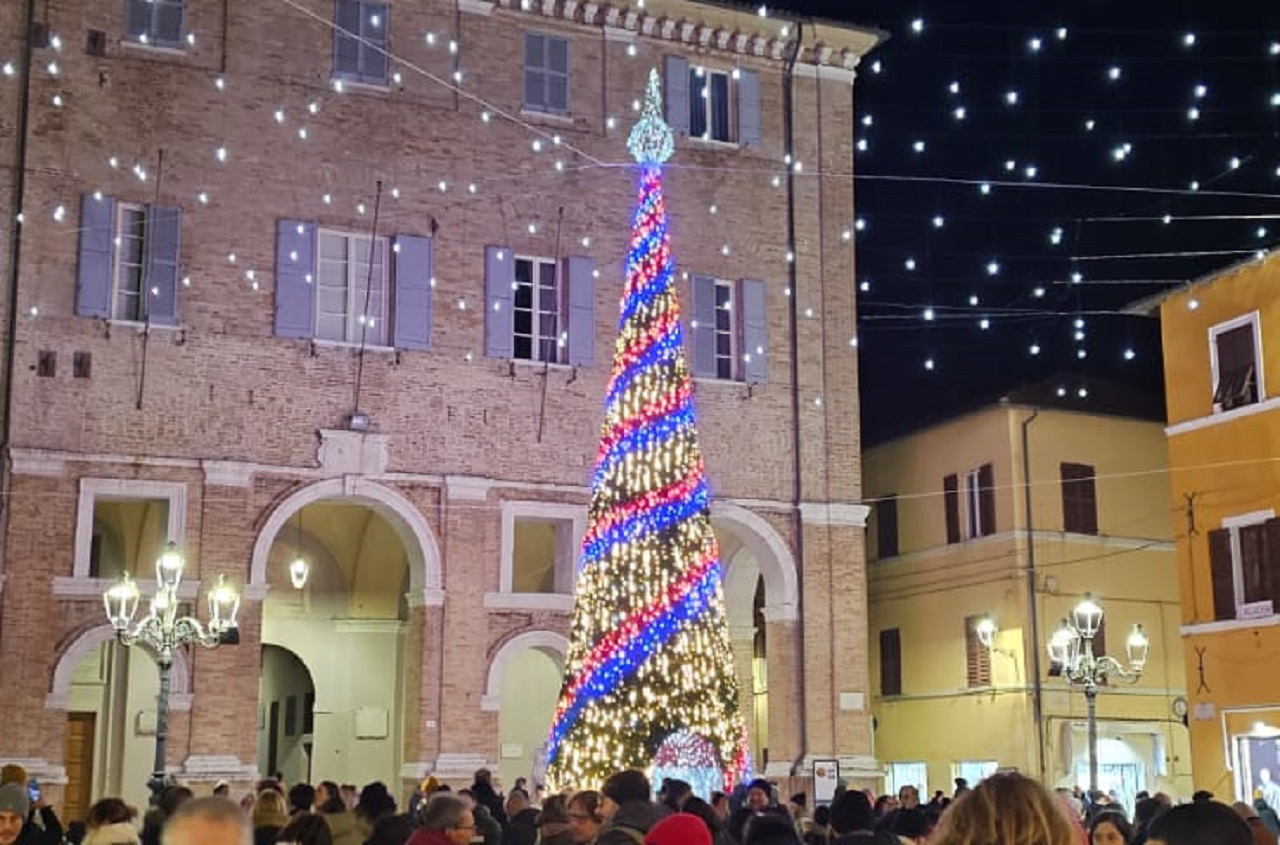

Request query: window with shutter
[
  {"left": 78, "top": 201, "right": 184, "bottom": 325},
  {"left": 333, "top": 0, "right": 390, "bottom": 86},
  {"left": 876, "top": 496, "right": 899, "bottom": 560},
  {"left": 316, "top": 229, "right": 389, "bottom": 345},
  {"left": 944, "top": 474, "right": 960, "bottom": 544},
  {"left": 1209, "top": 528, "right": 1236, "bottom": 621},
  {"left": 964, "top": 464, "right": 996, "bottom": 538},
  {"left": 524, "top": 32, "right": 570, "bottom": 115},
  {"left": 879, "top": 628, "right": 902, "bottom": 697},
  {"left": 1211, "top": 317, "right": 1262, "bottom": 411},
  {"left": 513, "top": 256, "right": 564, "bottom": 363},
  {"left": 125, "top": 0, "right": 186, "bottom": 48},
  {"left": 1211, "top": 514, "right": 1279, "bottom": 621},
  {"left": 689, "top": 67, "right": 737, "bottom": 143},
  {"left": 1061, "top": 463, "right": 1098, "bottom": 535},
  {"left": 964, "top": 615, "right": 991, "bottom": 687}
]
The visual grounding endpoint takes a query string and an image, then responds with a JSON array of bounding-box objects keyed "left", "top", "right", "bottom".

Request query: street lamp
[
  {"left": 1046, "top": 594, "right": 1149, "bottom": 794},
  {"left": 102, "top": 541, "right": 240, "bottom": 796}
]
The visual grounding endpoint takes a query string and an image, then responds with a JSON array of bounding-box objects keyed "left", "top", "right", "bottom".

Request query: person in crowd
[
  {"left": 746, "top": 782, "right": 773, "bottom": 813},
  {"left": 826, "top": 790, "right": 896, "bottom": 845},
  {"left": 355, "top": 783, "right": 396, "bottom": 830},
  {"left": 1090, "top": 812, "right": 1133, "bottom": 845},
  {"left": 406, "top": 795, "right": 476, "bottom": 845},
  {"left": 597, "top": 770, "right": 663, "bottom": 845},
  {"left": 710, "top": 794, "right": 730, "bottom": 823},
  {"left": 536, "top": 796, "right": 574, "bottom": 845},
  {"left": 0, "top": 784, "right": 35, "bottom": 845},
  {"left": 788, "top": 795, "right": 809, "bottom": 838},
  {"left": 316, "top": 781, "right": 363, "bottom": 845},
  {"left": 1233, "top": 802, "right": 1279, "bottom": 845},
  {"left": 887, "top": 808, "right": 930, "bottom": 844},
  {"left": 213, "top": 783, "right": 231, "bottom": 800},
  {"left": 659, "top": 782, "right": 692, "bottom": 814},
  {"left": 289, "top": 785, "right": 317, "bottom": 817},
  {"left": 744, "top": 814, "right": 802, "bottom": 845},
  {"left": 455, "top": 792, "right": 499, "bottom": 845},
  {"left": 803, "top": 806, "right": 831, "bottom": 845},
  {"left": 501, "top": 790, "right": 539, "bottom": 845},
  {"left": 252, "top": 789, "right": 290, "bottom": 845},
  {"left": 871, "top": 798, "right": 896, "bottom": 820},
  {"left": 341, "top": 787, "right": 359, "bottom": 812},
  {"left": 929, "top": 772, "right": 1076, "bottom": 845},
  {"left": 1146, "top": 801, "right": 1251, "bottom": 845},
  {"left": 953, "top": 780, "right": 969, "bottom": 800},
  {"left": 680, "top": 797, "right": 729, "bottom": 845},
  {"left": 1, "top": 767, "right": 62, "bottom": 845},
  {"left": 1189, "top": 792, "right": 1213, "bottom": 805},
  {"left": 276, "top": 812, "right": 334, "bottom": 845},
  {"left": 1132, "top": 796, "right": 1165, "bottom": 845},
  {"left": 470, "top": 771, "right": 507, "bottom": 828},
  {"left": 896, "top": 788, "right": 919, "bottom": 813},
  {"left": 1256, "top": 798, "right": 1280, "bottom": 836},
  {"left": 567, "top": 791, "right": 604, "bottom": 845},
  {"left": 160, "top": 797, "right": 248, "bottom": 845},
  {"left": 644, "top": 814, "right": 711, "bottom": 845},
  {"left": 142, "top": 786, "right": 194, "bottom": 845},
  {"left": 257, "top": 780, "right": 285, "bottom": 797}
]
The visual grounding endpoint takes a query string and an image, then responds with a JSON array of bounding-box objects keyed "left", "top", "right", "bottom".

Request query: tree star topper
[{"left": 628, "top": 68, "right": 675, "bottom": 165}]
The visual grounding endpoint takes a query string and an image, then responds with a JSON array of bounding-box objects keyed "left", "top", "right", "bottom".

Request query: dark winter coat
[
  {"left": 470, "top": 782, "right": 507, "bottom": 827},
  {"left": 364, "top": 813, "right": 418, "bottom": 845},
  {"left": 500, "top": 808, "right": 539, "bottom": 845},
  {"left": 596, "top": 801, "right": 667, "bottom": 845}
]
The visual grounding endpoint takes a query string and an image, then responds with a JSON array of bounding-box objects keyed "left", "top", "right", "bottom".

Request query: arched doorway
[
  {"left": 258, "top": 494, "right": 419, "bottom": 788},
  {"left": 484, "top": 632, "right": 568, "bottom": 789},
  {"left": 258, "top": 645, "right": 316, "bottom": 785}
]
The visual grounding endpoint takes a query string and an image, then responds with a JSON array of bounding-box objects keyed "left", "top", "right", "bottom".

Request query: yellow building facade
[
  {"left": 1150, "top": 253, "right": 1280, "bottom": 803},
  {"left": 864, "top": 384, "right": 1192, "bottom": 807}
]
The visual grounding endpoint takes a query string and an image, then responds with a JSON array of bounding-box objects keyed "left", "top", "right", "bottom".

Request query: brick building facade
[{"left": 0, "top": 0, "right": 880, "bottom": 812}]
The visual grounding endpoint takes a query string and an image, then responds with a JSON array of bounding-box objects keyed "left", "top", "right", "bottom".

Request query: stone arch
[
  {"left": 250, "top": 478, "right": 442, "bottom": 597},
  {"left": 47, "top": 624, "right": 191, "bottom": 711},
  {"left": 481, "top": 630, "right": 569, "bottom": 712},
  {"left": 711, "top": 501, "right": 798, "bottom": 621}
]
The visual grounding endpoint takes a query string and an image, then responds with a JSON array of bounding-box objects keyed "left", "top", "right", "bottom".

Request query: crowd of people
[{"left": 0, "top": 761, "right": 1272, "bottom": 845}]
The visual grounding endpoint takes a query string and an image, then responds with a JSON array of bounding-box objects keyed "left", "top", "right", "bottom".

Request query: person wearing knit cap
[
  {"left": 644, "top": 813, "right": 711, "bottom": 845},
  {"left": 0, "top": 772, "right": 60, "bottom": 845},
  {"left": 0, "top": 783, "right": 31, "bottom": 845},
  {"left": 598, "top": 771, "right": 665, "bottom": 845}
]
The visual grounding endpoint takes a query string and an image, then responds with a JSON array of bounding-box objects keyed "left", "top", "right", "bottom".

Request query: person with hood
[
  {"left": 470, "top": 771, "right": 507, "bottom": 828},
  {"left": 597, "top": 771, "right": 664, "bottom": 845},
  {"left": 82, "top": 799, "right": 140, "bottom": 845}
]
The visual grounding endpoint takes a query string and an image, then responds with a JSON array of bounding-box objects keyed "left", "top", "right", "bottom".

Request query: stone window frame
[
  {"left": 485, "top": 500, "right": 585, "bottom": 612},
  {"left": 1208, "top": 310, "right": 1265, "bottom": 414},
  {"left": 54, "top": 478, "right": 188, "bottom": 599}
]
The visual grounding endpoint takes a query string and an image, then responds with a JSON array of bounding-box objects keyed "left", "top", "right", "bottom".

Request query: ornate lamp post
[
  {"left": 102, "top": 542, "right": 240, "bottom": 795},
  {"left": 1046, "top": 595, "right": 1150, "bottom": 794}
]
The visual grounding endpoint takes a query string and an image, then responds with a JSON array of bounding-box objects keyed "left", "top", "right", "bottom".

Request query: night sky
[{"left": 770, "top": 1, "right": 1280, "bottom": 443}]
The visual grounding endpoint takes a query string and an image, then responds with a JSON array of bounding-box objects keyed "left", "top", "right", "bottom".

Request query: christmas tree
[{"left": 545, "top": 69, "right": 749, "bottom": 795}]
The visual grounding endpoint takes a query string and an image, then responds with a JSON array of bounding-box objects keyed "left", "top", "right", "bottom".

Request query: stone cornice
[{"left": 469, "top": 0, "right": 877, "bottom": 74}]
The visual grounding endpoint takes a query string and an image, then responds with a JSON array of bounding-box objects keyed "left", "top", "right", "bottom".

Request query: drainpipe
[
  {"left": 783, "top": 19, "right": 808, "bottom": 780},
  {"left": 1021, "top": 408, "right": 1046, "bottom": 779},
  {"left": 0, "top": 0, "right": 37, "bottom": 605}
]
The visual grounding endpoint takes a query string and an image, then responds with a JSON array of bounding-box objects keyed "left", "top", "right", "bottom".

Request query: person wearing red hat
[{"left": 644, "top": 813, "right": 712, "bottom": 845}]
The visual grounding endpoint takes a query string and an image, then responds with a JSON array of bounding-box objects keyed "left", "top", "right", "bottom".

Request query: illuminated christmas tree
[{"left": 545, "top": 69, "right": 749, "bottom": 795}]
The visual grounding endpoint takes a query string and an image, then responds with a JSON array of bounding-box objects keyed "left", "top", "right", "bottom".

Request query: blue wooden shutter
[
  {"left": 737, "top": 69, "right": 762, "bottom": 148},
  {"left": 566, "top": 255, "right": 596, "bottom": 366},
  {"left": 333, "top": 0, "right": 361, "bottom": 79},
  {"left": 740, "top": 277, "right": 767, "bottom": 384},
  {"left": 144, "top": 205, "right": 181, "bottom": 326},
  {"left": 524, "top": 32, "right": 545, "bottom": 111},
  {"left": 485, "top": 246, "right": 515, "bottom": 358},
  {"left": 393, "top": 234, "right": 433, "bottom": 351},
  {"left": 665, "top": 56, "right": 690, "bottom": 135},
  {"left": 275, "top": 220, "right": 317, "bottom": 339},
  {"left": 76, "top": 194, "right": 115, "bottom": 318},
  {"left": 689, "top": 274, "right": 717, "bottom": 378}
]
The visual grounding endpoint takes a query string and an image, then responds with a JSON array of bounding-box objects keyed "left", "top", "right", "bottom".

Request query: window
[
  {"left": 125, "top": 0, "right": 185, "bottom": 48},
  {"left": 879, "top": 628, "right": 902, "bottom": 697},
  {"left": 524, "top": 33, "right": 569, "bottom": 114},
  {"left": 964, "top": 464, "right": 996, "bottom": 538},
  {"left": 114, "top": 205, "right": 147, "bottom": 322},
  {"left": 876, "top": 496, "right": 899, "bottom": 560},
  {"left": 886, "top": 762, "right": 927, "bottom": 799},
  {"left": 1061, "top": 463, "right": 1098, "bottom": 535},
  {"left": 491, "top": 502, "right": 586, "bottom": 610},
  {"left": 1209, "top": 512, "right": 1280, "bottom": 621},
  {"left": 690, "top": 67, "right": 735, "bottom": 143},
  {"left": 1211, "top": 315, "right": 1263, "bottom": 412},
  {"left": 964, "top": 615, "right": 991, "bottom": 687},
  {"left": 513, "top": 256, "right": 563, "bottom": 363},
  {"left": 316, "top": 229, "right": 389, "bottom": 345},
  {"left": 713, "top": 279, "right": 738, "bottom": 379},
  {"left": 66, "top": 480, "right": 187, "bottom": 590},
  {"left": 952, "top": 761, "right": 998, "bottom": 788},
  {"left": 943, "top": 474, "right": 961, "bottom": 544},
  {"left": 333, "top": 0, "right": 389, "bottom": 86}
]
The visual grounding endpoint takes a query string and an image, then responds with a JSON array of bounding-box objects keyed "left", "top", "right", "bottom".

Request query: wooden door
[{"left": 64, "top": 713, "right": 96, "bottom": 824}]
